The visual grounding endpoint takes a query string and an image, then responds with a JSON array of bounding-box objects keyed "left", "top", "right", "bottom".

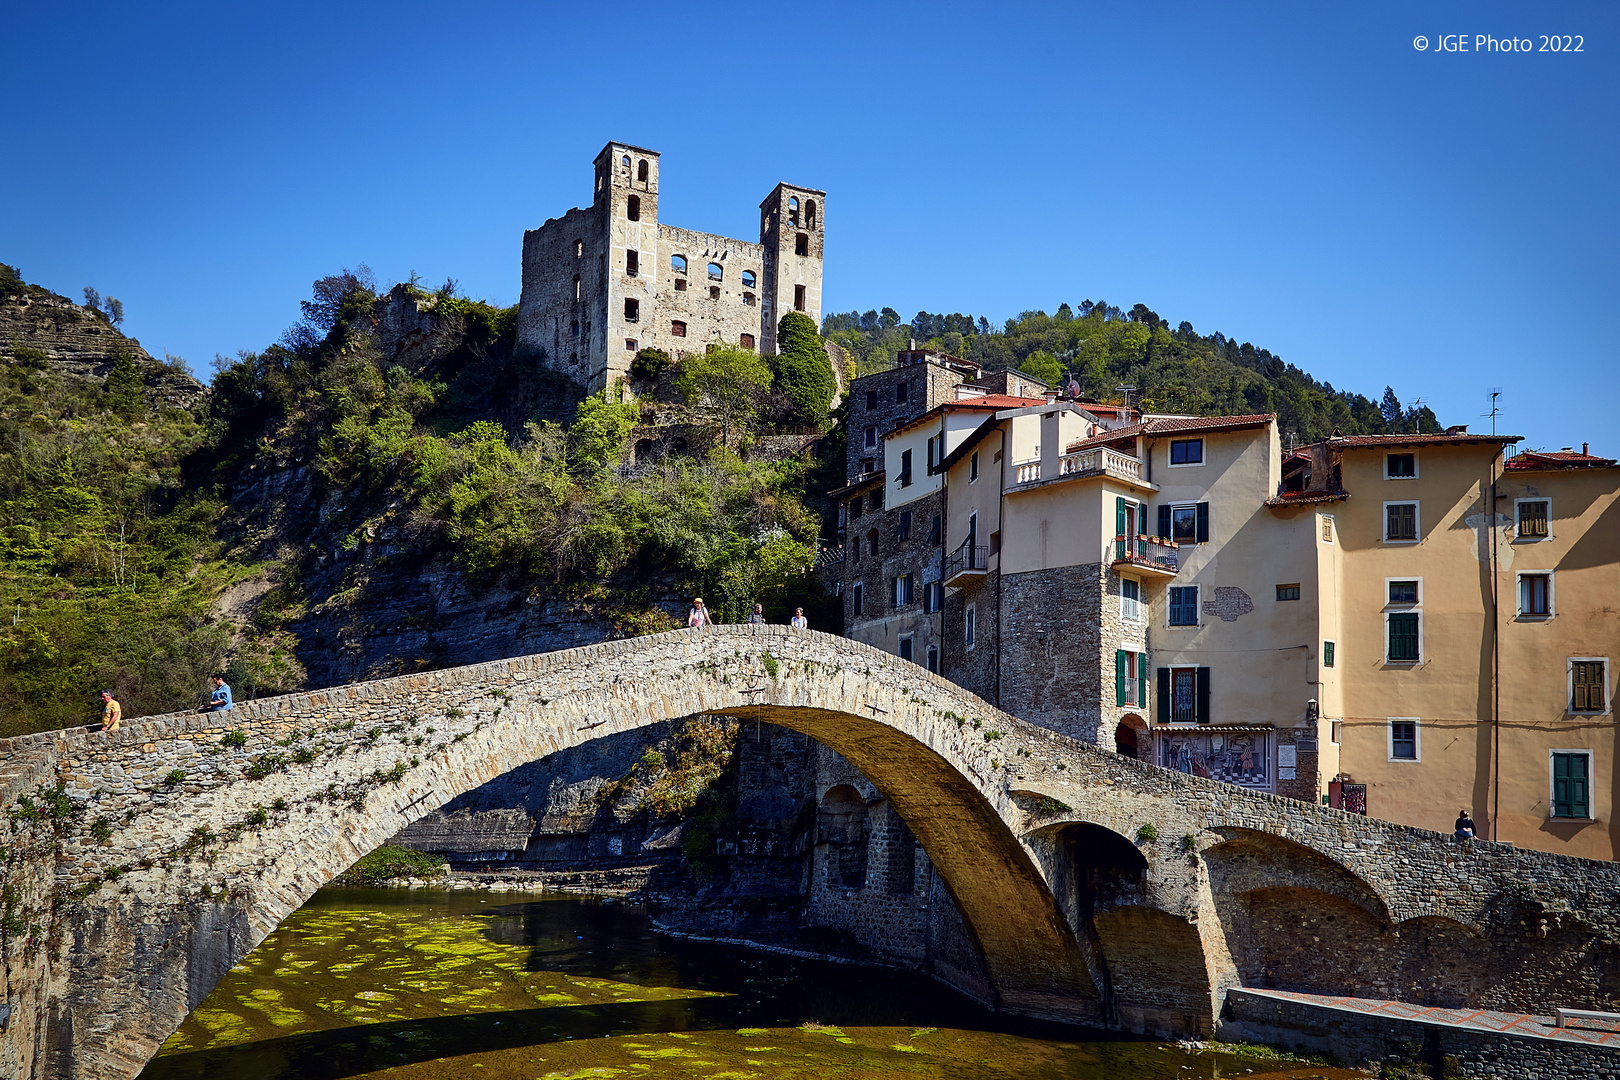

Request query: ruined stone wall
[
  {"left": 758, "top": 184, "right": 824, "bottom": 356},
  {"left": 517, "top": 205, "right": 608, "bottom": 387},
  {"left": 651, "top": 226, "right": 766, "bottom": 354}
]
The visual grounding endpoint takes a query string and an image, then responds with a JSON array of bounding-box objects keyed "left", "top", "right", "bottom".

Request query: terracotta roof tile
[
  {"left": 1504, "top": 450, "right": 1618, "bottom": 470},
  {"left": 1330, "top": 432, "right": 1519, "bottom": 448},
  {"left": 1065, "top": 414, "right": 1274, "bottom": 453}
]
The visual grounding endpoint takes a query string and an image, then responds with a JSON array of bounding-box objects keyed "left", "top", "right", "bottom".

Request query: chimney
[
  {"left": 1445, "top": 425, "right": 1468, "bottom": 436},
  {"left": 1043, "top": 388, "right": 1058, "bottom": 405},
  {"left": 1584, "top": 442, "right": 1590, "bottom": 456}
]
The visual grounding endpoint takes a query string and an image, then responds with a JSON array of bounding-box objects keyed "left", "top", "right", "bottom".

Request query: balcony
[
  {"left": 1012, "top": 447, "right": 1147, "bottom": 487},
  {"left": 943, "top": 543, "right": 989, "bottom": 587},
  {"left": 1112, "top": 534, "right": 1179, "bottom": 577}
]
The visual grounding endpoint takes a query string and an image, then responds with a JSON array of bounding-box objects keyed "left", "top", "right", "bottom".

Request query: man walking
[
  {"left": 99, "top": 690, "right": 122, "bottom": 732},
  {"left": 747, "top": 603, "right": 767, "bottom": 625}
]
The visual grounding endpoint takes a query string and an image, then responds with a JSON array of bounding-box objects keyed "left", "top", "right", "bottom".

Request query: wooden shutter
[
  {"left": 1554, "top": 754, "right": 1590, "bottom": 818},
  {"left": 1389, "top": 614, "right": 1419, "bottom": 662},
  {"left": 1157, "top": 668, "right": 1170, "bottom": 723},
  {"left": 1196, "top": 502, "right": 1210, "bottom": 543},
  {"left": 1195, "top": 667, "right": 1211, "bottom": 724},
  {"left": 1573, "top": 662, "right": 1605, "bottom": 711},
  {"left": 1116, "top": 497, "right": 1128, "bottom": 538},
  {"left": 1115, "top": 651, "right": 1128, "bottom": 706},
  {"left": 1138, "top": 654, "right": 1148, "bottom": 710},
  {"left": 1158, "top": 504, "right": 1172, "bottom": 539}
]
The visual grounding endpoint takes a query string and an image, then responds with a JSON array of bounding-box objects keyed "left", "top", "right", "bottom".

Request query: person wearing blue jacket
[{"left": 200, "top": 675, "right": 234, "bottom": 712}]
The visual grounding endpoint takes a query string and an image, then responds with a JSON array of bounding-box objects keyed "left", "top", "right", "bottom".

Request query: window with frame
[
  {"left": 1329, "top": 719, "right": 1342, "bottom": 744},
  {"left": 1571, "top": 660, "right": 1608, "bottom": 713},
  {"left": 794, "top": 284, "right": 806, "bottom": 311},
  {"left": 1324, "top": 641, "right": 1336, "bottom": 668},
  {"left": 1519, "top": 573, "right": 1551, "bottom": 617},
  {"left": 892, "top": 573, "right": 914, "bottom": 607},
  {"left": 898, "top": 448, "right": 913, "bottom": 488},
  {"left": 1120, "top": 577, "right": 1142, "bottom": 621},
  {"left": 1157, "top": 666, "right": 1209, "bottom": 724},
  {"left": 897, "top": 509, "right": 912, "bottom": 540},
  {"left": 625, "top": 339, "right": 636, "bottom": 351},
  {"left": 1385, "top": 502, "right": 1418, "bottom": 542},
  {"left": 928, "top": 514, "right": 941, "bottom": 546},
  {"left": 965, "top": 604, "right": 977, "bottom": 649},
  {"left": 1388, "top": 579, "right": 1420, "bottom": 605},
  {"left": 1321, "top": 515, "right": 1334, "bottom": 543},
  {"left": 1168, "top": 586, "right": 1199, "bottom": 627},
  {"left": 1517, "top": 499, "right": 1549, "bottom": 540},
  {"left": 865, "top": 389, "right": 878, "bottom": 409},
  {"left": 864, "top": 426, "right": 877, "bottom": 448},
  {"left": 1389, "top": 719, "right": 1418, "bottom": 760},
  {"left": 1276, "top": 584, "right": 1301, "bottom": 601},
  {"left": 898, "top": 636, "right": 914, "bottom": 663},
  {"left": 1385, "top": 453, "right": 1417, "bottom": 479},
  {"left": 926, "top": 645, "right": 940, "bottom": 674},
  {"left": 1551, "top": 752, "right": 1591, "bottom": 818},
  {"left": 670, "top": 320, "right": 686, "bottom": 337},
  {"left": 1160, "top": 502, "right": 1209, "bottom": 544},
  {"left": 1387, "top": 613, "right": 1420, "bottom": 663},
  {"left": 852, "top": 582, "right": 864, "bottom": 616},
  {"left": 924, "top": 581, "right": 943, "bottom": 613},
  {"left": 1169, "top": 439, "right": 1203, "bottom": 466},
  {"left": 969, "top": 452, "right": 980, "bottom": 482},
  {"left": 1114, "top": 650, "right": 1147, "bottom": 706}
]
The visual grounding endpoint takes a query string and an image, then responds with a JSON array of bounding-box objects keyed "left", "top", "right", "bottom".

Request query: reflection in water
[{"left": 141, "top": 888, "right": 1356, "bottom": 1080}]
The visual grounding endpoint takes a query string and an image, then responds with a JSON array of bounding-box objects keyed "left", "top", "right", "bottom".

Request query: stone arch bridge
[{"left": 4, "top": 627, "right": 1620, "bottom": 1079}]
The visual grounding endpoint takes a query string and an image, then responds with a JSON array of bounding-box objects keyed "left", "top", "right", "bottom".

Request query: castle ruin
[{"left": 517, "top": 141, "right": 825, "bottom": 392}]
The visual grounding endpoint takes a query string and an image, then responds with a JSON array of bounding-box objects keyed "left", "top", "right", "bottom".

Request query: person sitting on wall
[
  {"left": 688, "top": 598, "right": 712, "bottom": 628},
  {"left": 199, "top": 675, "right": 234, "bottom": 713},
  {"left": 746, "top": 603, "right": 766, "bottom": 625},
  {"left": 1454, "top": 809, "right": 1476, "bottom": 840}
]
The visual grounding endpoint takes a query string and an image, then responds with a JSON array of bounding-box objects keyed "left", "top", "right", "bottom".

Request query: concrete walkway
[{"left": 1239, "top": 987, "right": 1620, "bottom": 1047}]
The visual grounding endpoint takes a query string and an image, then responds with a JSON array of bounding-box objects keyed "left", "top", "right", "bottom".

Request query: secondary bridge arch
[{"left": 6, "top": 625, "right": 1620, "bottom": 1080}]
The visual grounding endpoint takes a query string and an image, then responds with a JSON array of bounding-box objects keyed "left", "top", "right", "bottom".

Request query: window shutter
[
  {"left": 1572, "top": 757, "right": 1590, "bottom": 818},
  {"left": 1389, "top": 614, "right": 1419, "bottom": 662},
  {"left": 1115, "top": 651, "right": 1127, "bottom": 706},
  {"left": 1574, "top": 664, "right": 1590, "bottom": 711},
  {"left": 1553, "top": 754, "right": 1569, "bottom": 816},
  {"left": 1158, "top": 504, "right": 1172, "bottom": 539},
  {"left": 1138, "top": 654, "right": 1148, "bottom": 709},
  {"left": 1195, "top": 667, "right": 1211, "bottom": 724},
  {"left": 1116, "top": 497, "right": 1127, "bottom": 538},
  {"left": 1157, "top": 668, "right": 1170, "bottom": 723},
  {"left": 929, "top": 514, "right": 941, "bottom": 546},
  {"left": 1196, "top": 502, "right": 1210, "bottom": 543}
]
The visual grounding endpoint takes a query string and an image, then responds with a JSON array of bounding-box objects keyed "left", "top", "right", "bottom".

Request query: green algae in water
[{"left": 142, "top": 888, "right": 1360, "bottom": 1080}]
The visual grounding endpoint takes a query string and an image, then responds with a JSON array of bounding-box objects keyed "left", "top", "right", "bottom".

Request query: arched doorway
[{"left": 1115, "top": 714, "right": 1149, "bottom": 759}]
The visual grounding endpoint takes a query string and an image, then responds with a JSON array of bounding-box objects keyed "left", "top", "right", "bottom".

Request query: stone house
[{"left": 516, "top": 141, "right": 825, "bottom": 392}]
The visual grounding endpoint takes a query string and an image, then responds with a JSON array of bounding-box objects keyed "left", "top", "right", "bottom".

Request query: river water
[{"left": 139, "top": 887, "right": 1361, "bottom": 1080}]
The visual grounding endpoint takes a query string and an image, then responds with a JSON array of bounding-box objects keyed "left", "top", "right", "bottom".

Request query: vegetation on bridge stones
[{"left": 333, "top": 844, "right": 448, "bottom": 885}]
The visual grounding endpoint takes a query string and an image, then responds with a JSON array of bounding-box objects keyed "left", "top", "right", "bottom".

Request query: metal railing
[
  {"left": 943, "top": 543, "right": 989, "bottom": 582},
  {"left": 1112, "top": 534, "right": 1179, "bottom": 572}
]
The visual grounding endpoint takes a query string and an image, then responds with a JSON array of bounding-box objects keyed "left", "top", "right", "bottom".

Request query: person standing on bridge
[
  {"left": 747, "top": 603, "right": 766, "bottom": 625},
  {"left": 688, "top": 597, "right": 712, "bottom": 628},
  {"left": 99, "top": 689, "right": 122, "bottom": 732},
  {"left": 199, "top": 674, "right": 234, "bottom": 713},
  {"left": 791, "top": 607, "right": 808, "bottom": 629}
]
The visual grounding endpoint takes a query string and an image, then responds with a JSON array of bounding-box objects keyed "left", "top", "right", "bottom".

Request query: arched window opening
[
  {"left": 626, "top": 195, "right": 640, "bottom": 222},
  {"left": 819, "top": 785, "right": 869, "bottom": 889},
  {"left": 624, "top": 298, "right": 639, "bottom": 322},
  {"left": 621, "top": 154, "right": 630, "bottom": 168},
  {"left": 742, "top": 292, "right": 755, "bottom": 306},
  {"left": 634, "top": 438, "right": 654, "bottom": 464},
  {"left": 569, "top": 352, "right": 578, "bottom": 364},
  {"left": 671, "top": 320, "right": 687, "bottom": 337},
  {"left": 573, "top": 274, "right": 581, "bottom": 301},
  {"left": 795, "top": 232, "right": 809, "bottom": 256},
  {"left": 807, "top": 199, "right": 817, "bottom": 228},
  {"left": 636, "top": 159, "right": 648, "bottom": 182},
  {"left": 574, "top": 239, "right": 584, "bottom": 258},
  {"left": 788, "top": 196, "right": 800, "bottom": 226},
  {"left": 867, "top": 529, "right": 879, "bottom": 558},
  {"left": 707, "top": 262, "right": 723, "bottom": 281},
  {"left": 740, "top": 333, "right": 755, "bottom": 350},
  {"left": 741, "top": 270, "right": 756, "bottom": 289},
  {"left": 672, "top": 254, "right": 687, "bottom": 273}
]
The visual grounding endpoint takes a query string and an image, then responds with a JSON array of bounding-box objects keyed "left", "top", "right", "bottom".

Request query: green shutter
[
  {"left": 1195, "top": 667, "right": 1211, "bottom": 724},
  {"left": 1324, "top": 641, "right": 1335, "bottom": 668},
  {"left": 1116, "top": 497, "right": 1127, "bottom": 538},
  {"left": 1158, "top": 504, "right": 1172, "bottom": 539},
  {"left": 1389, "top": 614, "right": 1419, "bottom": 662},
  {"left": 1138, "top": 654, "right": 1148, "bottom": 709},
  {"left": 1196, "top": 502, "right": 1210, "bottom": 543},
  {"left": 1115, "top": 650, "right": 1127, "bottom": 706},
  {"left": 1157, "top": 668, "right": 1170, "bottom": 723},
  {"left": 1554, "top": 753, "right": 1590, "bottom": 818}
]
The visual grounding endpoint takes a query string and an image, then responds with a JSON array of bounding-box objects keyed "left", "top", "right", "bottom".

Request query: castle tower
[
  {"left": 596, "top": 143, "right": 660, "bottom": 385},
  {"left": 759, "top": 183, "right": 826, "bottom": 355}
]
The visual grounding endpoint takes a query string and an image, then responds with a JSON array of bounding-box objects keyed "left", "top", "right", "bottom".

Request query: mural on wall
[{"left": 1158, "top": 729, "right": 1271, "bottom": 790}]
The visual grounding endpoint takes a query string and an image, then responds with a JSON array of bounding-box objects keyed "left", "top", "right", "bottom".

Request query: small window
[
  {"left": 1169, "top": 439, "right": 1203, "bottom": 466},
  {"left": 570, "top": 319, "right": 580, "bottom": 337},
  {"left": 926, "top": 644, "right": 939, "bottom": 674},
  {"left": 789, "top": 195, "right": 800, "bottom": 224},
  {"left": 672, "top": 254, "right": 688, "bottom": 273},
  {"left": 740, "top": 333, "right": 755, "bottom": 351},
  {"left": 864, "top": 426, "right": 877, "bottom": 447},
  {"left": 670, "top": 321, "right": 686, "bottom": 337},
  {"left": 636, "top": 158, "right": 648, "bottom": 182},
  {"left": 1386, "top": 453, "right": 1417, "bottom": 479},
  {"left": 1115, "top": 650, "right": 1146, "bottom": 706},
  {"left": 1519, "top": 573, "right": 1552, "bottom": 617},
  {"left": 1551, "top": 751, "right": 1591, "bottom": 819},
  {"left": 1389, "top": 719, "right": 1419, "bottom": 761},
  {"left": 710, "top": 286, "right": 720, "bottom": 300},
  {"left": 852, "top": 582, "right": 864, "bottom": 616},
  {"left": 1388, "top": 579, "right": 1419, "bottom": 605},
  {"left": 1323, "top": 641, "right": 1336, "bottom": 668},
  {"left": 1571, "top": 660, "right": 1608, "bottom": 713},
  {"left": 928, "top": 514, "right": 941, "bottom": 546},
  {"left": 575, "top": 239, "right": 584, "bottom": 258},
  {"left": 794, "top": 284, "right": 806, "bottom": 311},
  {"left": 625, "top": 338, "right": 636, "bottom": 351},
  {"left": 865, "top": 389, "right": 878, "bottom": 409},
  {"left": 795, "top": 232, "right": 809, "bottom": 256},
  {"left": 1387, "top": 613, "right": 1421, "bottom": 663},
  {"left": 1517, "top": 499, "right": 1550, "bottom": 540},
  {"left": 742, "top": 270, "right": 756, "bottom": 289},
  {"left": 1276, "top": 584, "right": 1301, "bottom": 601},
  {"left": 892, "top": 573, "right": 914, "bottom": 607},
  {"left": 807, "top": 199, "right": 817, "bottom": 228},
  {"left": 624, "top": 298, "right": 640, "bottom": 322},
  {"left": 1121, "top": 577, "right": 1142, "bottom": 621},
  {"left": 898, "top": 636, "right": 914, "bottom": 663},
  {"left": 1321, "top": 515, "right": 1334, "bottom": 543},
  {"left": 626, "top": 250, "right": 639, "bottom": 276},
  {"left": 674, "top": 278, "right": 686, "bottom": 292},
  {"left": 621, "top": 154, "right": 630, "bottom": 168},
  {"left": 924, "top": 581, "right": 943, "bottom": 613},
  {"left": 1169, "top": 586, "right": 1199, "bottom": 627},
  {"left": 969, "top": 452, "right": 980, "bottom": 482},
  {"left": 1385, "top": 502, "right": 1419, "bottom": 542},
  {"left": 861, "top": 458, "right": 875, "bottom": 474},
  {"left": 707, "top": 262, "right": 723, "bottom": 281},
  {"left": 867, "top": 527, "right": 879, "bottom": 554},
  {"left": 627, "top": 195, "right": 640, "bottom": 221},
  {"left": 742, "top": 291, "right": 755, "bottom": 306},
  {"left": 1330, "top": 719, "right": 1342, "bottom": 744},
  {"left": 965, "top": 604, "right": 977, "bottom": 648},
  {"left": 895, "top": 381, "right": 909, "bottom": 404},
  {"left": 899, "top": 449, "right": 913, "bottom": 488},
  {"left": 573, "top": 274, "right": 581, "bottom": 300},
  {"left": 898, "top": 509, "right": 912, "bottom": 540}
]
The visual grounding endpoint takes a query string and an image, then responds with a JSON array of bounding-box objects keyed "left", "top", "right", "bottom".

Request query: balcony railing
[
  {"left": 943, "top": 543, "right": 990, "bottom": 586},
  {"left": 1112, "top": 534, "right": 1179, "bottom": 575},
  {"left": 1012, "top": 447, "right": 1146, "bottom": 486}
]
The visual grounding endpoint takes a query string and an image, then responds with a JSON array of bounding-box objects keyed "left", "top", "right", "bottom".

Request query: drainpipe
[
  {"left": 996, "top": 428, "right": 1007, "bottom": 707},
  {"left": 1490, "top": 451, "right": 1502, "bottom": 841}
]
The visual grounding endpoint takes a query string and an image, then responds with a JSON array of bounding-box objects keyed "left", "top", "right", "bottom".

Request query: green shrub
[
  {"left": 631, "top": 347, "right": 671, "bottom": 380},
  {"left": 221, "top": 729, "right": 247, "bottom": 749},
  {"left": 774, "top": 312, "right": 835, "bottom": 422},
  {"left": 334, "top": 844, "right": 447, "bottom": 885},
  {"left": 163, "top": 770, "right": 186, "bottom": 786},
  {"left": 1136, "top": 823, "right": 1159, "bottom": 843}
]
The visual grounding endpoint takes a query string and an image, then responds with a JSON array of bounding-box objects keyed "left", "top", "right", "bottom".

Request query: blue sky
[{"left": 2, "top": 1, "right": 1615, "bottom": 452}]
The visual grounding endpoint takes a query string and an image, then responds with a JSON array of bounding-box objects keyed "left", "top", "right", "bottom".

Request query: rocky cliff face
[{"left": 0, "top": 286, "right": 203, "bottom": 405}]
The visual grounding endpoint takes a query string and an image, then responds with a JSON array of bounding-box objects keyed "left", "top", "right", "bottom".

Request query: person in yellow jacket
[{"left": 99, "top": 690, "right": 122, "bottom": 732}]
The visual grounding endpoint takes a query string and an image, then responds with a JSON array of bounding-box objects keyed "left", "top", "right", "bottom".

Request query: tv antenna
[
  {"left": 1115, "top": 384, "right": 1137, "bottom": 417},
  {"left": 1483, "top": 388, "right": 1503, "bottom": 436}
]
